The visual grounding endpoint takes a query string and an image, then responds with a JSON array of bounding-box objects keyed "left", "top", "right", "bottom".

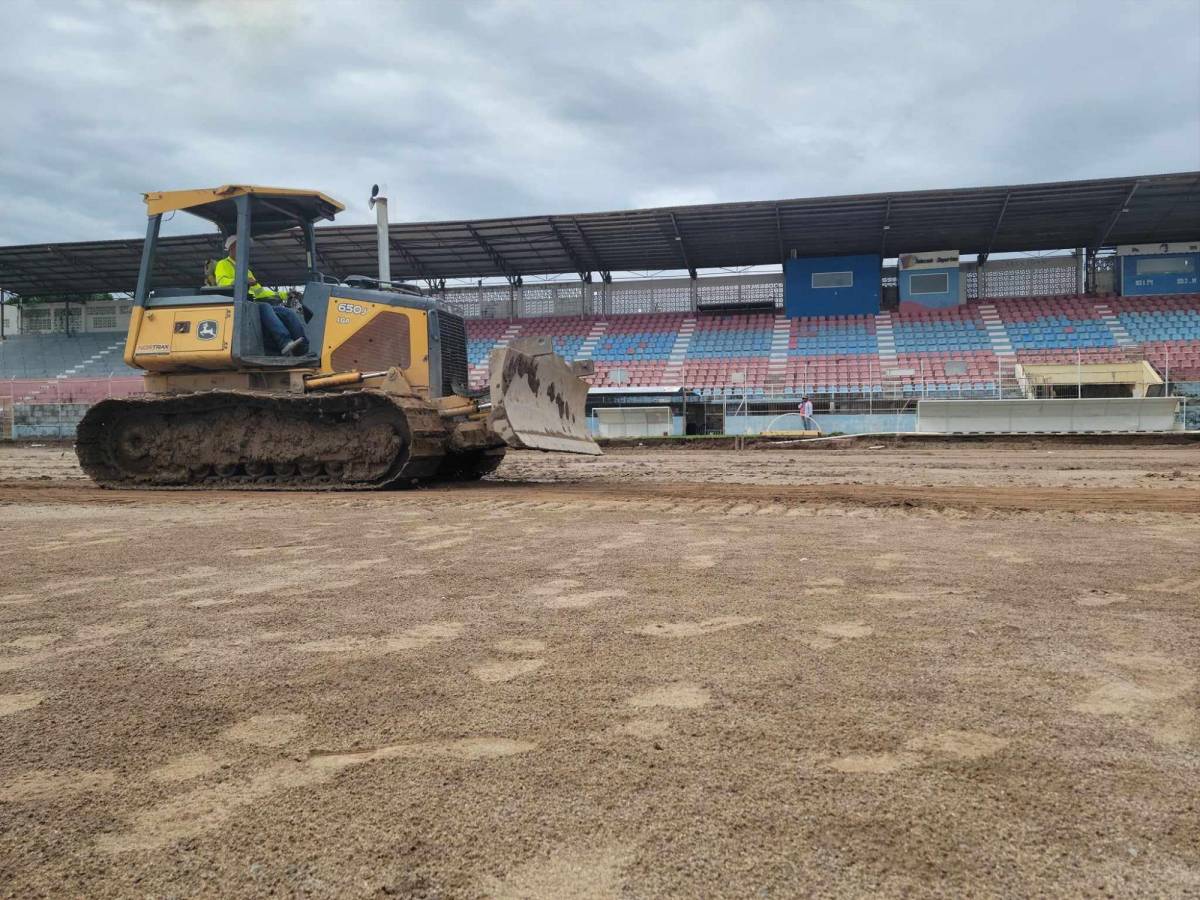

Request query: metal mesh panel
[
  {"left": 552, "top": 283, "right": 584, "bottom": 316},
  {"left": 439, "top": 290, "right": 481, "bottom": 319},
  {"left": 742, "top": 279, "right": 784, "bottom": 305},
  {"left": 438, "top": 312, "right": 468, "bottom": 395},
  {"left": 519, "top": 285, "right": 555, "bottom": 318},
  {"left": 607, "top": 287, "right": 640, "bottom": 315},
  {"left": 439, "top": 274, "right": 790, "bottom": 318},
  {"left": 437, "top": 285, "right": 513, "bottom": 319},
  {"left": 967, "top": 257, "right": 1079, "bottom": 299},
  {"left": 89, "top": 313, "right": 117, "bottom": 330},
  {"left": 603, "top": 274, "right": 784, "bottom": 316},
  {"left": 697, "top": 282, "right": 735, "bottom": 303},
  {"left": 609, "top": 283, "right": 678, "bottom": 314},
  {"left": 21, "top": 308, "right": 51, "bottom": 333},
  {"left": 52, "top": 309, "right": 83, "bottom": 333}
]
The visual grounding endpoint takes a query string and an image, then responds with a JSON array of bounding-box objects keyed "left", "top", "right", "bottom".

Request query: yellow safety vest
[{"left": 213, "top": 256, "right": 280, "bottom": 301}]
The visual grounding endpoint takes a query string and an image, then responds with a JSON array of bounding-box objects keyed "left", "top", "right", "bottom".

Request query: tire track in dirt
[{"left": 3, "top": 480, "right": 1197, "bottom": 513}]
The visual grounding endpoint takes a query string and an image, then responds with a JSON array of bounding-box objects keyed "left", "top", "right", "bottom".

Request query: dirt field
[{"left": 1, "top": 442, "right": 1198, "bottom": 897}]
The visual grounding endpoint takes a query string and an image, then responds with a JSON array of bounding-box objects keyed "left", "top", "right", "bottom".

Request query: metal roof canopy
[
  {"left": 144, "top": 185, "right": 344, "bottom": 237},
  {"left": 1, "top": 172, "right": 1197, "bottom": 297}
]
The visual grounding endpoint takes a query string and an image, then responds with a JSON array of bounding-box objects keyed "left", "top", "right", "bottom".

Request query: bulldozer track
[{"left": 74, "top": 390, "right": 451, "bottom": 491}]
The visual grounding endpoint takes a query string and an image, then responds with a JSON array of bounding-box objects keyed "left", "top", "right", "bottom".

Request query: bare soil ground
[{"left": 1, "top": 442, "right": 1198, "bottom": 898}]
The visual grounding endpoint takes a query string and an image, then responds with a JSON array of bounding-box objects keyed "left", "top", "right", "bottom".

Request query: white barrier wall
[
  {"left": 917, "top": 398, "right": 1181, "bottom": 434},
  {"left": 593, "top": 406, "right": 676, "bottom": 438}
]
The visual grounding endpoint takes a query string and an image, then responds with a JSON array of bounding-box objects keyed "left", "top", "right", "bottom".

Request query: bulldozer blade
[{"left": 488, "top": 337, "right": 601, "bottom": 455}]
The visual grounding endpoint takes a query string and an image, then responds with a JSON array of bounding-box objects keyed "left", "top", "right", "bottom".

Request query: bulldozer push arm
[{"left": 303, "top": 343, "right": 601, "bottom": 459}]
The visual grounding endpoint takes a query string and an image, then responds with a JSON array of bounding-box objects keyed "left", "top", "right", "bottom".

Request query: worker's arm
[
  {"left": 245, "top": 268, "right": 284, "bottom": 301},
  {"left": 248, "top": 282, "right": 283, "bottom": 302}
]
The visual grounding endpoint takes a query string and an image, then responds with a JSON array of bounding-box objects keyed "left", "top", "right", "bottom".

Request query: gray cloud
[{"left": 1, "top": 0, "right": 1197, "bottom": 246}]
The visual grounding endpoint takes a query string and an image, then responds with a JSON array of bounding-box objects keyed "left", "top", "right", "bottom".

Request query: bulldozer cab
[{"left": 125, "top": 186, "right": 343, "bottom": 373}]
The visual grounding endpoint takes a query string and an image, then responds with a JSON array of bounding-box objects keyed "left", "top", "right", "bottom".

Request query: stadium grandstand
[{"left": 1, "top": 172, "right": 1198, "bottom": 437}]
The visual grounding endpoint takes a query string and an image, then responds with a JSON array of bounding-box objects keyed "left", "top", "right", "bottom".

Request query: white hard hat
[{"left": 224, "top": 235, "right": 237, "bottom": 250}]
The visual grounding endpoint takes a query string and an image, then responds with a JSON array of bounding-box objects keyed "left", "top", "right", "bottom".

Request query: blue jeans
[{"left": 257, "top": 302, "right": 308, "bottom": 354}]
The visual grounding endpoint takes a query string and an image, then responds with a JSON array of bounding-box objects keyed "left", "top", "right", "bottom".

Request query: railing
[{"left": 439, "top": 257, "right": 1094, "bottom": 321}]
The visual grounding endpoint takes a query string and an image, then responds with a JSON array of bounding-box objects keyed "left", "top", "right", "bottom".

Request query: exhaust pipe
[{"left": 369, "top": 184, "right": 391, "bottom": 289}]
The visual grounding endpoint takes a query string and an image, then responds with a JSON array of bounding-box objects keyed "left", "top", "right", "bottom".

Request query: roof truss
[{"left": 1, "top": 172, "right": 1197, "bottom": 296}]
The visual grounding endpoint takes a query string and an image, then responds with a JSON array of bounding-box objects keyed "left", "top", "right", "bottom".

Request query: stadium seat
[{"left": 11, "top": 292, "right": 1200, "bottom": 411}]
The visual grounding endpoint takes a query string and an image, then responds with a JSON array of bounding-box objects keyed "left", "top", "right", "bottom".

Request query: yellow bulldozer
[{"left": 75, "top": 185, "right": 599, "bottom": 489}]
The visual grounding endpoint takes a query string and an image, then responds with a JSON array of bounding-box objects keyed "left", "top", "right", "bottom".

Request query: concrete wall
[
  {"left": 783, "top": 255, "right": 881, "bottom": 317},
  {"left": 16, "top": 300, "right": 131, "bottom": 335},
  {"left": 1119, "top": 252, "right": 1200, "bottom": 296},
  {"left": 724, "top": 412, "right": 917, "bottom": 436},
  {"left": 584, "top": 411, "right": 918, "bottom": 437},
  {"left": 899, "top": 263, "right": 962, "bottom": 311},
  {"left": 588, "top": 413, "right": 684, "bottom": 437},
  {"left": 917, "top": 398, "right": 1181, "bottom": 434},
  {"left": 11, "top": 403, "right": 90, "bottom": 439}
]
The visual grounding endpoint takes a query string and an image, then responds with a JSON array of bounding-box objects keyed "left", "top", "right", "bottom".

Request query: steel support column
[
  {"left": 977, "top": 192, "right": 1011, "bottom": 266},
  {"left": 669, "top": 212, "right": 697, "bottom": 309},
  {"left": 879, "top": 197, "right": 892, "bottom": 259},
  {"left": 133, "top": 214, "right": 162, "bottom": 308},
  {"left": 232, "top": 195, "right": 251, "bottom": 303},
  {"left": 1094, "top": 180, "right": 1142, "bottom": 249},
  {"left": 547, "top": 219, "right": 591, "bottom": 282},
  {"left": 570, "top": 218, "right": 607, "bottom": 275},
  {"left": 775, "top": 205, "right": 785, "bottom": 266},
  {"left": 669, "top": 213, "right": 697, "bottom": 279},
  {"left": 599, "top": 270, "right": 612, "bottom": 316}
]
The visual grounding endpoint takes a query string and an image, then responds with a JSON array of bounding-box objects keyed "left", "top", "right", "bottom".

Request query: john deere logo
[{"left": 197, "top": 320, "right": 219, "bottom": 341}]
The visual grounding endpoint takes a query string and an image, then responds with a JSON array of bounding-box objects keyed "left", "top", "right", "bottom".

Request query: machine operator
[{"left": 215, "top": 236, "right": 309, "bottom": 356}]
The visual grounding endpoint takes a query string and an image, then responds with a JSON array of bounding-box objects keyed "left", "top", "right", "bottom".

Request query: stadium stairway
[
  {"left": 575, "top": 319, "right": 609, "bottom": 364},
  {"left": 765, "top": 316, "right": 792, "bottom": 385},
  {"left": 1109, "top": 294, "right": 1200, "bottom": 379},
  {"left": 874, "top": 312, "right": 898, "bottom": 372},
  {"left": 60, "top": 339, "right": 126, "bottom": 379},
  {"left": 1094, "top": 300, "right": 1135, "bottom": 347},
  {"left": 467, "top": 320, "right": 524, "bottom": 389},
  {"left": 976, "top": 303, "right": 1016, "bottom": 360},
  {"left": 660, "top": 316, "right": 697, "bottom": 384},
  {"left": 0, "top": 333, "right": 132, "bottom": 380}
]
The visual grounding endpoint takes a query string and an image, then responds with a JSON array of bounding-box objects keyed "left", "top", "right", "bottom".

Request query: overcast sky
[{"left": 2, "top": 0, "right": 1198, "bottom": 246}]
